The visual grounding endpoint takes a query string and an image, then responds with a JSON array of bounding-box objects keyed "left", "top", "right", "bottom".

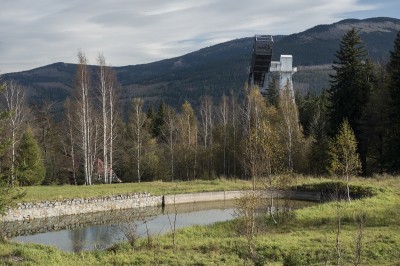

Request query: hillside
[{"left": 3, "top": 17, "right": 400, "bottom": 110}]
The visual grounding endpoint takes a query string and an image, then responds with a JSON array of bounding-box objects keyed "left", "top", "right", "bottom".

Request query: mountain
[
  {"left": 3, "top": 17, "right": 400, "bottom": 111},
  {"left": 274, "top": 17, "right": 400, "bottom": 65}
]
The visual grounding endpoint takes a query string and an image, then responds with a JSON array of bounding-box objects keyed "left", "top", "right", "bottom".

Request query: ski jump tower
[{"left": 248, "top": 35, "right": 297, "bottom": 95}]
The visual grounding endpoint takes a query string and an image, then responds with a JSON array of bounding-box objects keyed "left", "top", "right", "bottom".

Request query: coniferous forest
[{"left": 1, "top": 29, "right": 400, "bottom": 189}]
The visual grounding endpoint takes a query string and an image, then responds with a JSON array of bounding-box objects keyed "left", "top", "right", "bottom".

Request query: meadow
[{"left": 1, "top": 176, "right": 400, "bottom": 265}]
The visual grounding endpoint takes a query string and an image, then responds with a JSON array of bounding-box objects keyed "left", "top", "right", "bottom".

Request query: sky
[{"left": 1, "top": 0, "right": 399, "bottom": 73}]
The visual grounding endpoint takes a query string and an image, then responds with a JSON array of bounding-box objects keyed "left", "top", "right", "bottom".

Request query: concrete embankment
[
  {"left": 1, "top": 190, "right": 321, "bottom": 222},
  {"left": 163, "top": 190, "right": 321, "bottom": 205}
]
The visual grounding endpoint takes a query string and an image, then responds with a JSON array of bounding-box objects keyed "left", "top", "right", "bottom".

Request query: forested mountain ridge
[{"left": 3, "top": 17, "right": 400, "bottom": 109}]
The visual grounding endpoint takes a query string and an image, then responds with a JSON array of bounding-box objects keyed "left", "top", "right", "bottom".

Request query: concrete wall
[
  {"left": 163, "top": 191, "right": 243, "bottom": 205},
  {"left": 1, "top": 190, "right": 321, "bottom": 222},
  {"left": 164, "top": 190, "right": 321, "bottom": 205}
]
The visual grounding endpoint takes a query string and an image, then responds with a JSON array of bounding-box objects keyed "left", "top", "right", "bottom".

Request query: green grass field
[
  {"left": 1, "top": 176, "right": 400, "bottom": 265},
  {"left": 15, "top": 179, "right": 253, "bottom": 203}
]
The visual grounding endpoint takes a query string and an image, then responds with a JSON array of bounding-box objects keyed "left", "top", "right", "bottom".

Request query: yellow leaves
[{"left": 329, "top": 119, "right": 361, "bottom": 176}]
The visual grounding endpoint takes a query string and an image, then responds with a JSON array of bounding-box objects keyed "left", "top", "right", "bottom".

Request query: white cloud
[{"left": 0, "top": 0, "right": 381, "bottom": 73}]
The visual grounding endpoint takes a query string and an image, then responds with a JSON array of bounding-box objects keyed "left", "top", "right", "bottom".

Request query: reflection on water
[
  {"left": 9, "top": 199, "right": 313, "bottom": 252},
  {"left": 10, "top": 200, "right": 238, "bottom": 252}
]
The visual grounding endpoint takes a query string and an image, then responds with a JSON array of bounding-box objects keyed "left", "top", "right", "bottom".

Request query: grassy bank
[
  {"left": 1, "top": 177, "right": 400, "bottom": 265},
  {"left": 15, "top": 179, "right": 253, "bottom": 203}
]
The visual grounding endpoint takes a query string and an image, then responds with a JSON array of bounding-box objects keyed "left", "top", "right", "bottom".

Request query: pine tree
[
  {"left": 15, "top": 127, "right": 46, "bottom": 186},
  {"left": 328, "top": 28, "right": 375, "bottom": 174},
  {"left": 329, "top": 119, "right": 361, "bottom": 202},
  {"left": 266, "top": 77, "right": 279, "bottom": 107},
  {"left": 386, "top": 31, "right": 400, "bottom": 172},
  {"left": 154, "top": 102, "right": 167, "bottom": 139},
  {"left": 146, "top": 106, "right": 157, "bottom": 138}
]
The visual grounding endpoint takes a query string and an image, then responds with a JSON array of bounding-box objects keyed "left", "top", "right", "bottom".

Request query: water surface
[
  {"left": 10, "top": 201, "right": 237, "bottom": 252},
  {"left": 8, "top": 199, "right": 312, "bottom": 252}
]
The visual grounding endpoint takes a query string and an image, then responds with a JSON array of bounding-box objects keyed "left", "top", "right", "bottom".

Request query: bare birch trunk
[
  {"left": 219, "top": 95, "right": 229, "bottom": 177},
  {"left": 76, "top": 52, "right": 92, "bottom": 185},
  {"left": 2, "top": 81, "right": 27, "bottom": 186},
  {"left": 200, "top": 96, "right": 213, "bottom": 177},
  {"left": 231, "top": 94, "right": 237, "bottom": 178},
  {"left": 98, "top": 55, "right": 109, "bottom": 184},
  {"left": 129, "top": 98, "right": 146, "bottom": 183},
  {"left": 162, "top": 108, "right": 176, "bottom": 181},
  {"left": 65, "top": 99, "right": 77, "bottom": 185},
  {"left": 279, "top": 80, "right": 299, "bottom": 172},
  {"left": 108, "top": 74, "right": 116, "bottom": 184},
  {"left": 103, "top": 59, "right": 118, "bottom": 184}
]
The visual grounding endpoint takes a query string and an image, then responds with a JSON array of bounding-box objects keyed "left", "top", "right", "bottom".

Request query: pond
[{"left": 6, "top": 199, "right": 312, "bottom": 252}]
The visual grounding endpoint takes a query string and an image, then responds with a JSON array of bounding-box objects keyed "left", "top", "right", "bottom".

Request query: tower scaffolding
[{"left": 248, "top": 35, "right": 297, "bottom": 96}]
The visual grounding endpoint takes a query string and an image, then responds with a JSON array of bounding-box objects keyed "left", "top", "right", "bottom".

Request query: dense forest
[{"left": 1, "top": 29, "right": 400, "bottom": 190}]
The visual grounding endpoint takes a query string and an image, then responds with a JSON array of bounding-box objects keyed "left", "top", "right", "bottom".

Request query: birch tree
[
  {"left": 279, "top": 81, "right": 301, "bottom": 171},
  {"left": 107, "top": 60, "right": 118, "bottom": 183},
  {"left": 64, "top": 98, "right": 77, "bottom": 185},
  {"left": 219, "top": 94, "right": 229, "bottom": 177},
  {"left": 329, "top": 119, "right": 361, "bottom": 202},
  {"left": 127, "top": 98, "right": 147, "bottom": 183},
  {"left": 241, "top": 88, "right": 268, "bottom": 189},
  {"left": 2, "top": 81, "right": 27, "bottom": 185},
  {"left": 177, "top": 101, "right": 198, "bottom": 180},
  {"left": 230, "top": 92, "right": 239, "bottom": 177},
  {"left": 97, "top": 54, "right": 118, "bottom": 184},
  {"left": 98, "top": 54, "right": 109, "bottom": 184},
  {"left": 0, "top": 80, "right": 25, "bottom": 216},
  {"left": 200, "top": 96, "right": 214, "bottom": 177},
  {"left": 75, "top": 52, "right": 94, "bottom": 185}
]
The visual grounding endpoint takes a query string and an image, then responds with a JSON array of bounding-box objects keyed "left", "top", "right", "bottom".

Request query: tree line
[{"left": 0, "top": 29, "right": 399, "bottom": 188}]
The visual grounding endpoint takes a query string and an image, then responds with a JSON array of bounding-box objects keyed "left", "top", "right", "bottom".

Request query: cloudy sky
[{"left": 1, "top": 0, "right": 399, "bottom": 73}]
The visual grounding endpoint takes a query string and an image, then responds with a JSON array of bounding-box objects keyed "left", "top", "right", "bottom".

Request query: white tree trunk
[
  {"left": 2, "top": 81, "right": 27, "bottom": 186},
  {"left": 76, "top": 52, "right": 93, "bottom": 185},
  {"left": 219, "top": 95, "right": 229, "bottom": 177},
  {"left": 162, "top": 109, "right": 176, "bottom": 181},
  {"left": 65, "top": 99, "right": 77, "bottom": 185},
  {"left": 129, "top": 98, "right": 146, "bottom": 183},
  {"left": 98, "top": 55, "right": 109, "bottom": 184}
]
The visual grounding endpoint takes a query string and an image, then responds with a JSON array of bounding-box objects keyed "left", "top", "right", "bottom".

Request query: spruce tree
[
  {"left": 146, "top": 106, "right": 157, "bottom": 137},
  {"left": 154, "top": 102, "right": 167, "bottom": 139},
  {"left": 16, "top": 127, "right": 46, "bottom": 185},
  {"left": 266, "top": 77, "right": 279, "bottom": 107},
  {"left": 328, "top": 28, "right": 374, "bottom": 173},
  {"left": 386, "top": 31, "right": 400, "bottom": 171}
]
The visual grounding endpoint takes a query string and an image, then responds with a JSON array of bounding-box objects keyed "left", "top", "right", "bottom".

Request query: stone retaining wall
[
  {"left": 2, "top": 206, "right": 161, "bottom": 238},
  {"left": 1, "top": 190, "right": 321, "bottom": 222},
  {"left": 2, "top": 193, "right": 162, "bottom": 222}
]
